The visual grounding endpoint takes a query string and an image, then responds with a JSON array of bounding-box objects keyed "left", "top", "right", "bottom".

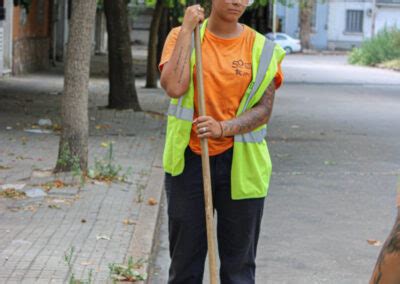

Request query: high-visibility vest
[{"left": 163, "top": 19, "right": 286, "bottom": 200}]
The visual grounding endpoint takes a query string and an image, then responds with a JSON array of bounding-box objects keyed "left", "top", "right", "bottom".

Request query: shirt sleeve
[
  {"left": 274, "top": 64, "right": 284, "bottom": 90},
  {"left": 158, "top": 27, "right": 181, "bottom": 72}
]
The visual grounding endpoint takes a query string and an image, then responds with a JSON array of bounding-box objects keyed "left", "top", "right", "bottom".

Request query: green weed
[
  {"left": 349, "top": 27, "right": 400, "bottom": 66},
  {"left": 108, "top": 257, "right": 147, "bottom": 283}
]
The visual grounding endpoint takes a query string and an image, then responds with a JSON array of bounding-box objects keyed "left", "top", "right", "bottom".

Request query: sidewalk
[{"left": 0, "top": 72, "right": 168, "bottom": 283}]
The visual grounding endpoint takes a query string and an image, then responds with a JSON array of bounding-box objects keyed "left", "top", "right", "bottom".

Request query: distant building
[
  {"left": 0, "top": 0, "right": 106, "bottom": 76},
  {"left": 0, "top": 0, "right": 51, "bottom": 75},
  {"left": 276, "top": 0, "right": 400, "bottom": 50}
]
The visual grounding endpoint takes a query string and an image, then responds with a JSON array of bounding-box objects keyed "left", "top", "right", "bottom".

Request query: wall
[
  {"left": 12, "top": 0, "right": 50, "bottom": 74},
  {"left": 375, "top": 6, "right": 400, "bottom": 32},
  {"left": 327, "top": 0, "right": 373, "bottom": 50}
]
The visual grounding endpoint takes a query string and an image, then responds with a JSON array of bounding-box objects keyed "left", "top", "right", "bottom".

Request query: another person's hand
[
  {"left": 194, "top": 116, "right": 224, "bottom": 139},
  {"left": 182, "top": 5, "right": 205, "bottom": 33}
]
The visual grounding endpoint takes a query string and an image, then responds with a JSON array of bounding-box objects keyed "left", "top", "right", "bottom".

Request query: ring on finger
[{"left": 201, "top": 127, "right": 207, "bottom": 133}]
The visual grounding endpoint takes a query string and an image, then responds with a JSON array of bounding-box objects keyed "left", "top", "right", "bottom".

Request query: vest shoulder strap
[{"left": 242, "top": 33, "right": 276, "bottom": 112}]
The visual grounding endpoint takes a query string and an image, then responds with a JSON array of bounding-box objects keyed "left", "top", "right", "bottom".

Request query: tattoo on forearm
[
  {"left": 222, "top": 82, "right": 276, "bottom": 137},
  {"left": 178, "top": 46, "right": 191, "bottom": 84},
  {"left": 174, "top": 46, "right": 184, "bottom": 73}
]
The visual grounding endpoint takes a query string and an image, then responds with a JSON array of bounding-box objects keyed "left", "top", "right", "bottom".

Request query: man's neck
[{"left": 207, "top": 14, "right": 242, "bottom": 39}]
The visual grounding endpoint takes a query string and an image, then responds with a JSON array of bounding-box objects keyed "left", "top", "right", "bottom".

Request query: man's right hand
[{"left": 182, "top": 5, "right": 205, "bottom": 32}]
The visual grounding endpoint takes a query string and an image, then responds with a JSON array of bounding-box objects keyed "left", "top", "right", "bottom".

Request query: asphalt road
[{"left": 149, "top": 55, "right": 400, "bottom": 284}]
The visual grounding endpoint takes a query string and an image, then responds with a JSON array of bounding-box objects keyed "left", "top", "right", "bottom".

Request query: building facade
[
  {"left": 276, "top": 0, "right": 400, "bottom": 50},
  {"left": 0, "top": 0, "right": 105, "bottom": 76}
]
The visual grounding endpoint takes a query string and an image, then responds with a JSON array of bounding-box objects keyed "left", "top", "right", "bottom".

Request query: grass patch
[
  {"left": 378, "top": 59, "right": 400, "bottom": 71},
  {"left": 88, "top": 142, "right": 131, "bottom": 183},
  {"left": 349, "top": 27, "right": 400, "bottom": 66}
]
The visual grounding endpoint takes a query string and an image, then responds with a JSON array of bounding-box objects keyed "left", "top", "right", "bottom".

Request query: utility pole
[
  {"left": 371, "top": 0, "right": 377, "bottom": 38},
  {"left": 272, "top": 0, "right": 277, "bottom": 33}
]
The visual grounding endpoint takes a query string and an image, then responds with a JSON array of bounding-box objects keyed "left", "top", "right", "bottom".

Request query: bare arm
[
  {"left": 195, "top": 81, "right": 276, "bottom": 138},
  {"left": 221, "top": 81, "right": 276, "bottom": 136},
  {"left": 160, "top": 5, "right": 204, "bottom": 98}
]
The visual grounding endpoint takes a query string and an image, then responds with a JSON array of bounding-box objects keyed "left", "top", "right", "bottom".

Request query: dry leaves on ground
[
  {"left": 96, "top": 124, "right": 111, "bottom": 130},
  {"left": 367, "top": 239, "right": 383, "bottom": 246},
  {"left": 0, "top": 188, "right": 26, "bottom": 199},
  {"left": 147, "top": 198, "right": 158, "bottom": 206},
  {"left": 123, "top": 219, "right": 137, "bottom": 225}
]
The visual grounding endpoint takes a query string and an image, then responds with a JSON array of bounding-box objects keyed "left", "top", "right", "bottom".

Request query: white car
[{"left": 266, "top": 33, "right": 302, "bottom": 54}]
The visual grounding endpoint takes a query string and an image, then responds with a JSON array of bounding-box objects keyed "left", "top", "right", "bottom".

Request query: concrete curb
[{"left": 127, "top": 142, "right": 164, "bottom": 283}]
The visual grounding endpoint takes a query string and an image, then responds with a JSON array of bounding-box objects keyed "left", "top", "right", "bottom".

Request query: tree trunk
[
  {"left": 145, "top": 0, "right": 163, "bottom": 88},
  {"left": 104, "top": 0, "right": 142, "bottom": 111},
  {"left": 157, "top": 7, "right": 170, "bottom": 65},
  {"left": 55, "top": 0, "right": 97, "bottom": 173},
  {"left": 299, "top": 0, "right": 314, "bottom": 50}
]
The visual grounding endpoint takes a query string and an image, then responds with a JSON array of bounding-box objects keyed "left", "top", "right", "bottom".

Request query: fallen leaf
[
  {"left": 80, "top": 261, "right": 93, "bottom": 266},
  {"left": 52, "top": 124, "right": 62, "bottom": 131},
  {"left": 0, "top": 189, "right": 26, "bottom": 199},
  {"left": 0, "top": 165, "right": 11, "bottom": 170},
  {"left": 96, "top": 124, "right": 111, "bottom": 130},
  {"left": 96, "top": 235, "right": 111, "bottom": 241},
  {"left": 52, "top": 199, "right": 67, "bottom": 204},
  {"left": 21, "top": 137, "right": 28, "bottom": 145},
  {"left": 123, "top": 219, "right": 137, "bottom": 225},
  {"left": 100, "top": 142, "right": 109, "bottom": 148},
  {"left": 53, "top": 180, "right": 65, "bottom": 188},
  {"left": 147, "top": 198, "right": 158, "bottom": 206},
  {"left": 48, "top": 204, "right": 61, "bottom": 209},
  {"left": 367, "top": 239, "right": 382, "bottom": 247}
]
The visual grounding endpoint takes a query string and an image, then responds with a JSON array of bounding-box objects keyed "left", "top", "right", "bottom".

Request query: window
[
  {"left": 276, "top": 35, "right": 287, "bottom": 40},
  {"left": 346, "top": 10, "right": 364, "bottom": 33}
]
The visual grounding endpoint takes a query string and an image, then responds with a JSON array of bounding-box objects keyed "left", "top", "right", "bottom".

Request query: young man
[{"left": 159, "top": 1, "right": 285, "bottom": 283}]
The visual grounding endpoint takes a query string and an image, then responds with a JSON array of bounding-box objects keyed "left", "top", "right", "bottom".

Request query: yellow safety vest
[{"left": 163, "top": 20, "right": 285, "bottom": 199}]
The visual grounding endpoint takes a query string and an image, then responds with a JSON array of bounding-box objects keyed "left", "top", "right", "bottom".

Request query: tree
[
  {"left": 299, "top": 0, "right": 315, "bottom": 50},
  {"left": 55, "top": 0, "right": 98, "bottom": 173},
  {"left": 104, "top": 0, "right": 142, "bottom": 111},
  {"left": 145, "top": 0, "right": 164, "bottom": 88}
]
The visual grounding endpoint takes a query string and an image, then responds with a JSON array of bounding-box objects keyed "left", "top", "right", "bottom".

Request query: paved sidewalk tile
[{"left": 0, "top": 73, "right": 169, "bottom": 283}]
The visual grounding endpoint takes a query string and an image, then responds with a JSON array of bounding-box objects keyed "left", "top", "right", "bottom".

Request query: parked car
[{"left": 266, "top": 32, "right": 302, "bottom": 54}]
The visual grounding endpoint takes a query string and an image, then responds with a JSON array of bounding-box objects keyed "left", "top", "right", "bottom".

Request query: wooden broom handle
[{"left": 194, "top": 24, "right": 218, "bottom": 284}]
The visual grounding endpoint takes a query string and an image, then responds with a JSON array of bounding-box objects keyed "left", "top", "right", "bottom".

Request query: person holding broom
[{"left": 159, "top": 0, "right": 285, "bottom": 283}]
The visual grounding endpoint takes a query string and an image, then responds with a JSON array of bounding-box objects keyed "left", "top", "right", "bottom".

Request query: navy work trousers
[{"left": 165, "top": 147, "right": 265, "bottom": 284}]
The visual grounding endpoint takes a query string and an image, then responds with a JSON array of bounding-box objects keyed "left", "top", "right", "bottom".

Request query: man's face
[{"left": 212, "top": 0, "right": 250, "bottom": 22}]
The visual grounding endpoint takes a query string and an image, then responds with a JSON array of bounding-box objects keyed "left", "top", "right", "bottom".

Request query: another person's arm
[{"left": 160, "top": 5, "right": 204, "bottom": 98}]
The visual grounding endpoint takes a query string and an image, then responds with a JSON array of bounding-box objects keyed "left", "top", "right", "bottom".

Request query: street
[{"left": 149, "top": 54, "right": 400, "bottom": 284}]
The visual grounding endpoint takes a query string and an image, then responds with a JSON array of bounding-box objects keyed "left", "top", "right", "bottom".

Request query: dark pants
[{"left": 165, "top": 147, "right": 265, "bottom": 284}]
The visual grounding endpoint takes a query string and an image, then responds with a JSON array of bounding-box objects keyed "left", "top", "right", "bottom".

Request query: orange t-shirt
[{"left": 159, "top": 26, "right": 283, "bottom": 156}]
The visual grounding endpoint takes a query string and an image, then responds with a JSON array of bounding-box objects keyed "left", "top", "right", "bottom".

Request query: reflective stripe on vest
[
  {"left": 234, "top": 39, "right": 275, "bottom": 144},
  {"left": 241, "top": 40, "right": 276, "bottom": 113},
  {"left": 235, "top": 128, "right": 267, "bottom": 143},
  {"left": 167, "top": 103, "right": 194, "bottom": 122}
]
